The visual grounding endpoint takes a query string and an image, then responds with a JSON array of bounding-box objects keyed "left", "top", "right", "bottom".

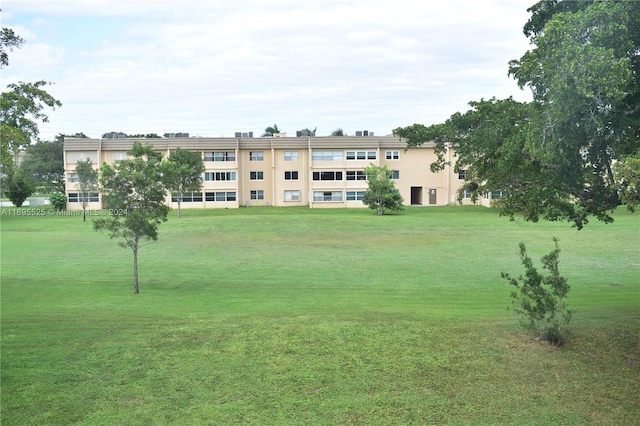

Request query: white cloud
[{"left": 2, "top": 0, "right": 534, "bottom": 139}]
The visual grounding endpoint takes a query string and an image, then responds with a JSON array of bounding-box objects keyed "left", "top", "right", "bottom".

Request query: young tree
[
  {"left": 362, "top": 164, "right": 404, "bottom": 215},
  {"left": 502, "top": 238, "right": 572, "bottom": 346},
  {"left": 93, "top": 142, "right": 170, "bottom": 294},
  {"left": 75, "top": 158, "right": 99, "bottom": 222},
  {"left": 394, "top": 1, "right": 639, "bottom": 229},
  {"left": 5, "top": 167, "right": 34, "bottom": 207},
  {"left": 163, "top": 148, "right": 205, "bottom": 218}
]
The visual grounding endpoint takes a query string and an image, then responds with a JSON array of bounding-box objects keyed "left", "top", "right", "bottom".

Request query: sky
[{"left": 2, "top": 0, "right": 534, "bottom": 140}]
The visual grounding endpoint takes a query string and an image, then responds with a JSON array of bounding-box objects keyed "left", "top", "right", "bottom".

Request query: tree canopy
[
  {"left": 262, "top": 124, "right": 280, "bottom": 137},
  {"left": 394, "top": 0, "right": 639, "bottom": 229}
]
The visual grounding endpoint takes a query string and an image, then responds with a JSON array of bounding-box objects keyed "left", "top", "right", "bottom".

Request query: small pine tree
[{"left": 501, "top": 238, "right": 573, "bottom": 346}]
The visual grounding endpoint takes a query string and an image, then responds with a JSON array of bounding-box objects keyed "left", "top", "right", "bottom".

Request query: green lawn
[{"left": 1, "top": 206, "right": 639, "bottom": 425}]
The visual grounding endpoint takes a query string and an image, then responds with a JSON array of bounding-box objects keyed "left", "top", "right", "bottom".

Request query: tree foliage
[
  {"left": 5, "top": 168, "right": 34, "bottom": 207},
  {"left": 614, "top": 153, "right": 640, "bottom": 212},
  {"left": 262, "top": 124, "right": 280, "bottom": 137},
  {"left": 362, "top": 164, "right": 404, "bottom": 215},
  {"left": 93, "top": 142, "right": 170, "bottom": 294},
  {"left": 0, "top": 27, "right": 25, "bottom": 68},
  {"left": 0, "top": 81, "right": 62, "bottom": 171},
  {"left": 20, "top": 136, "right": 64, "bottom": 193},
  {"left": 331, "top": 128, "right": 346, "bottom": 136},
  {"left": 75, "top": 158, "right": 99, "bottom": 222},
  {"left": 502, "top": 238, "right": 572, "bottom": 346},
  {"left": 49, "top": 192, "right": 67, "bottom": 211},
  {"left": 394, "top": 1, "right": 639, "bottom": 229},
  {"left": 163, "top": 148, "right": 205, "bottom": 218}
]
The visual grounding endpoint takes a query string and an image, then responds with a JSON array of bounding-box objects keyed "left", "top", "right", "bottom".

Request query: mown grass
[{"left": 1, "top": 206, "right": 639, "bottom": 425}]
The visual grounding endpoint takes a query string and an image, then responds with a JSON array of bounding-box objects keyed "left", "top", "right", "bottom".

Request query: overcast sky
[{"left": 2, "top": 0, "right": 534, "bottom": 140}]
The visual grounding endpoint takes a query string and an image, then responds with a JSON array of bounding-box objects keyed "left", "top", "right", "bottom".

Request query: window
[
  {"left": 346, "top": 170, "right": 367, "bottom": 181},
  {"left": 346, "top": 151, "right": 377, "bottom": 160},
  {"left": 463, "top": 190, "right": 473, "bottom": 199},
  {"left": 204, "top": 171, "right": 236, "bottom": 181},
  {"left": 205, "top": 192, "right": 236, "bottom": 202},
  {"left": 250, "top": 151, "right": 264, "bottom": 161},
  {"left": 284, "top": 171, "right": 299, "bottom": 180},
  {"left": 312, "top": 171, "right": 343, "bottom": 181},
  {"left": 390, "top": 170, "right": 400, "bottom": 179},
  {"left": 204, "top": 151, "right": 235, "bottom": 162},
  {"left": 284, "top": 190, "right": 300, "bottom": 201},
  {"left": 172, "top": 192, "right": 203, "bottom": 202},
  {"left": 284, "top": 151, "right": 299, "bottom": 161},
  {"left": 250, "top": 171, "right": 264, "bottom": 180},
  {"left": 68, "top": 193, "right": 99, "bottom": 203},
  {"left": 491, "top": 190, "right": 506, "bottom": 200},
  {"left": 458, "top": 170, "right": 467, "bottom": 180},
  {"left": 66, "top": 152, "right": 98, "bottom": 164},
  {"left": 313, "top": 191, "right": 343, "bottom": 202},
  {"left": 67, "top": 173, "right": 79, "bottom": 183},
  {"left": 250, "top": 190, "right": 264, "bottom": 200},
  {"left": 346, "top": 191, "right": 365, "bottom": 201},
  {"left": 112, "top": 151, "right": 127, "bottom": 163},
  {"left": 312, "top": 151, "right": 343, "bottom": 161},
  {"left": 385, "top": 150, "right": 399, "bottom": 160}
]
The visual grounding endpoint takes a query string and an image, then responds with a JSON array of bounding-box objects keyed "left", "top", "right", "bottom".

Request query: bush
[
  {"left": 49, "top": 192, "right": 67, "bottom": 211},
  {"left": 501, "top": 237, "right": 573, "bottom": 346},
  {"left": 6, "top": 170, "right": 35, "bottom": 207}
]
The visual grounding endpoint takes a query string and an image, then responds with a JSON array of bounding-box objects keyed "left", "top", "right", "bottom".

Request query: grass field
[{"left": 1, "top": 205, "right": 638, "bottom": 425}]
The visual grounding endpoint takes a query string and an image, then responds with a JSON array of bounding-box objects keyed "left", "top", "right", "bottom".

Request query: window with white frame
[
  {"left": 346, "top": 170, "right": 367, "bottom": 181},
  {"left": 250, "top": 171, "right": 264, "bottom": 180},
  {"left": 313, "top": 191, "right": 343, "bottom": 202},
  {"left": 390, "top": 170, "right": 400, "bottom": 179},
  {"left": 204, "top": 171, "right": 236, "bottom": 181},
  {"left": 172, "top": 192, "right": 203, "bottom": 202},
  {"left": 312, "top": 151, "right": 343, "bottom": 161},
  {"left": 67, "top": 173, "right": 79, "bottom": 183},
  {"left": 458, "top": 170, "right": 467, "bottom": 180},
  {"left": 205, "top": 192, "right": 236, "bottom": 202},
  {"left": 250, "top": 190, "right": 264, "bottom": 200},
  {"left": 462, "top": 190, "right": 473, "bottom": 199},
  {"left": 66, "top": 152, "right": 98, "bottom": 164},
  {"left": 312, "top": 171, "right": 343, "bottom": 181},
  {"left": 346, "top": 151, "right": 377, "bottom": 160},
  {"left": 346, "top": 191, "right": 365, "bottom": 201},
  {"left": 112, "top": 151, "right": 127, "bottom": 163},
  {"left": 68, "top": 192, "right": 99, "bottom": 203},
  {"left": 284, "top": 151, "right": 299, "bottom": 161},
  {"left": 284, "top": 171, "right": 298, "bottom": 180},
  {"left": 385, "top": 150, "right": 399, "bottom": 160},
  {"left": 204, "top": 151, "right": 235, "bottom": 162},
  {"left": 284, "top": 190, "right": 300, "bottom": 201},
  {"left": 250, "top": 151, "right": 264, "bottom": 161}
]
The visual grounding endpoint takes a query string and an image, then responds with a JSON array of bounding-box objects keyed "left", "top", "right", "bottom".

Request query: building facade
[{"left": 64, "top": 136, "right": 490, "bottom": 211}]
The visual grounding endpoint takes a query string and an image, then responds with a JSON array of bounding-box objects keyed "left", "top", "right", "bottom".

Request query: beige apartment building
[{"left": 64, "top": 135, "right": 491, "bottom": 211}]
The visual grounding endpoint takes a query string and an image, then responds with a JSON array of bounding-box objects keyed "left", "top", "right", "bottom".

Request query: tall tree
[
  {"left": 362, "top": 164, "right": 404, "bottom": 215},
  {"left": 75, "top": 158, "right": 99, "bottom": 222},
  {"left": 0, "top": 81, "right": 62, "bottom": 172},
  {"left": 93, "top": 142, "right": 170, "bottom": 294},
  {"left": 395, "top": 1, "right": 639, "bottom": 229},
  {"left": 262, "top": 124, "right": 280, "bottom": 137},
  {"left": 163, "top": 148, "right": 205, "bottom": 218},
  {"left": 20, "top": 136, "right": 64, "bottom": 193}
]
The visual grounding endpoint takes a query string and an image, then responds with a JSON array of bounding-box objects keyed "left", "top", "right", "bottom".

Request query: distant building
[{"left": 63, "top": 135, "right": 497, "bottom": 210}]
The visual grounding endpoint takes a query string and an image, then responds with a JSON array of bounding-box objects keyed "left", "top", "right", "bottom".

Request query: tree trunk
[
  {"left": 177, "top": 199, "right": 181, "bottom": 218},
  {"left": 83, "top": 207, "right": 86, "bottom": 222},
  {"left": 133, "top": 237, "right": 139, "bottom": 294}
]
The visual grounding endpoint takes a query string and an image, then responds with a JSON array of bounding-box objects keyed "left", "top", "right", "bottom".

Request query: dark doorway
[
  {"left": 411, "top": 187, "right": 422, "bottom": 205},
  {"left": 429, "top": 188, "right": 437, "bottom": 205}
]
